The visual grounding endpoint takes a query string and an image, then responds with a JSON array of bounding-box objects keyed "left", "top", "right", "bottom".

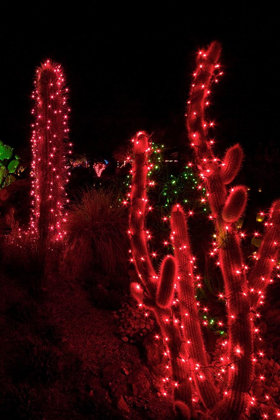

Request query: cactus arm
[
  {"left": 186, "top": 41, "right": 221, "bottom": 160},
  {"left": 186, "top": 42, "right": 227, "bottom": 218},
  {"left": 222, "top": 186, "right": 247, "bottom": 223},
  {"left": 130, "top": 282, "right": 145, "bottom": 303},
  {"left": 171, "top": 204, "right": 219, "bottom": 409},
  {"left": 186, "top": 42, "right": 254, "bottom": 418},
  {"left": 129, "top": 132, "right": 157, "bottom": 293},
  {"left": 156, "top": 255, "right": 177, "bottom": 308},
  {"left": 220, "top": 144, "right": 244, "bottom": 185},
  {"left": 248, "top": 199, "right": 280, "bottom": 309}
]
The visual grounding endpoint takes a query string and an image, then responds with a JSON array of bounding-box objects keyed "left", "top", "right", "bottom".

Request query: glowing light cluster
[{"left": 93, "top": 162, "right": 106, "bottom": 177}]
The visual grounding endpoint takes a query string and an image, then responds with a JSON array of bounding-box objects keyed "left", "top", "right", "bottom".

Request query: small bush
[{"left": 63, "top": 188, "right": 129, "bottom": 279}]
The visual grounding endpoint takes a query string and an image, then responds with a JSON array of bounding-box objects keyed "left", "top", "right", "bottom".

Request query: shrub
[{"left": 63, "top": 188, "right": 129, "bottom": 279}]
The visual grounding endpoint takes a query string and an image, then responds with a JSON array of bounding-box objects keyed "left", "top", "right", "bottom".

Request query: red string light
[{"left": 30, "top": 60, "right": 70, "bottom": 245}]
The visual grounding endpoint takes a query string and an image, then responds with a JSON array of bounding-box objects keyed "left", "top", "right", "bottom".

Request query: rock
[
  {"left": 113, "top": 383, "right": 128, "bottom": 399},
  {"left": 117, "top": 396, "right": 130, "bottom": 413},
  {"left": 254, "top": 386, "right": 263, "bottom": 398},
  {"left": 122, "top": 336, "right": 128, "bottom": 342},
  {"left": 143, "top": 334, "right": 164, "bottom": 367},
  {"left": 88, "top": 376, "right": 102, "bottom": 390},
  {"left": 127, "top": 368, "right": 151, "bottom": 397},
  {"left": 101, "top": 363, "right": 121, "bottom": 388}
]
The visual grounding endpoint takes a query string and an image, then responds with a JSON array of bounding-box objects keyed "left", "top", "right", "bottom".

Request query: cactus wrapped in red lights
[
  {"left": 186, "top": 41, "right": 280, "bottom": 418},
  {"left": 30, "top": 60, "right": 71, "bottom": 247},
  {"left": 129, "top": 132, "right": 194, "bottom": 418}
]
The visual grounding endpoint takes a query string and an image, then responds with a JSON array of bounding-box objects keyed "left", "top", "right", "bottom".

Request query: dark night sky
[{"left": 0, "top": 4, "right": 279, "bottom": 162}]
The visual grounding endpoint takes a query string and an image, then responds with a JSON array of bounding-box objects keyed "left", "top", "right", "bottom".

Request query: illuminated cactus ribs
[
  {"left": 30, "top": 60, "right": 71, "bottom": 249},
  {"left": 129, "top": 44, "right": 280, "bottom": 419}
]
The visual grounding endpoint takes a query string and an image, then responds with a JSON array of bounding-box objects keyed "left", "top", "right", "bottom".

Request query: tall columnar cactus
[
  {"left": 186, "top": 41, "right": 280, "bottom": 418},
  {"left": 30, "top": 60, "right": 71, "bottom": 248},
  {"left": 129, "top": 44, "right": 280, "bottom": 419}
]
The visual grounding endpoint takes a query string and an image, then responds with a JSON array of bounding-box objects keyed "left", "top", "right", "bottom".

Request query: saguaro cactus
[
  {"left": 30, "top": 60, "right": 71, "bottom": 248},
  {"left": 129, "top": 43, "right": 280, "bottom": 419}
]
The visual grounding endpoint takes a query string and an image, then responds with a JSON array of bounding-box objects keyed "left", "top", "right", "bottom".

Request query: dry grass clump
[{"left": 63, "top": 188, "right": 129, "bottom": 279}]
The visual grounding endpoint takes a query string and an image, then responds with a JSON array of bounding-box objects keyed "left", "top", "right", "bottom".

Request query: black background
[{"left": 0, "top": 3, "right": 279, "bottom": 162}]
